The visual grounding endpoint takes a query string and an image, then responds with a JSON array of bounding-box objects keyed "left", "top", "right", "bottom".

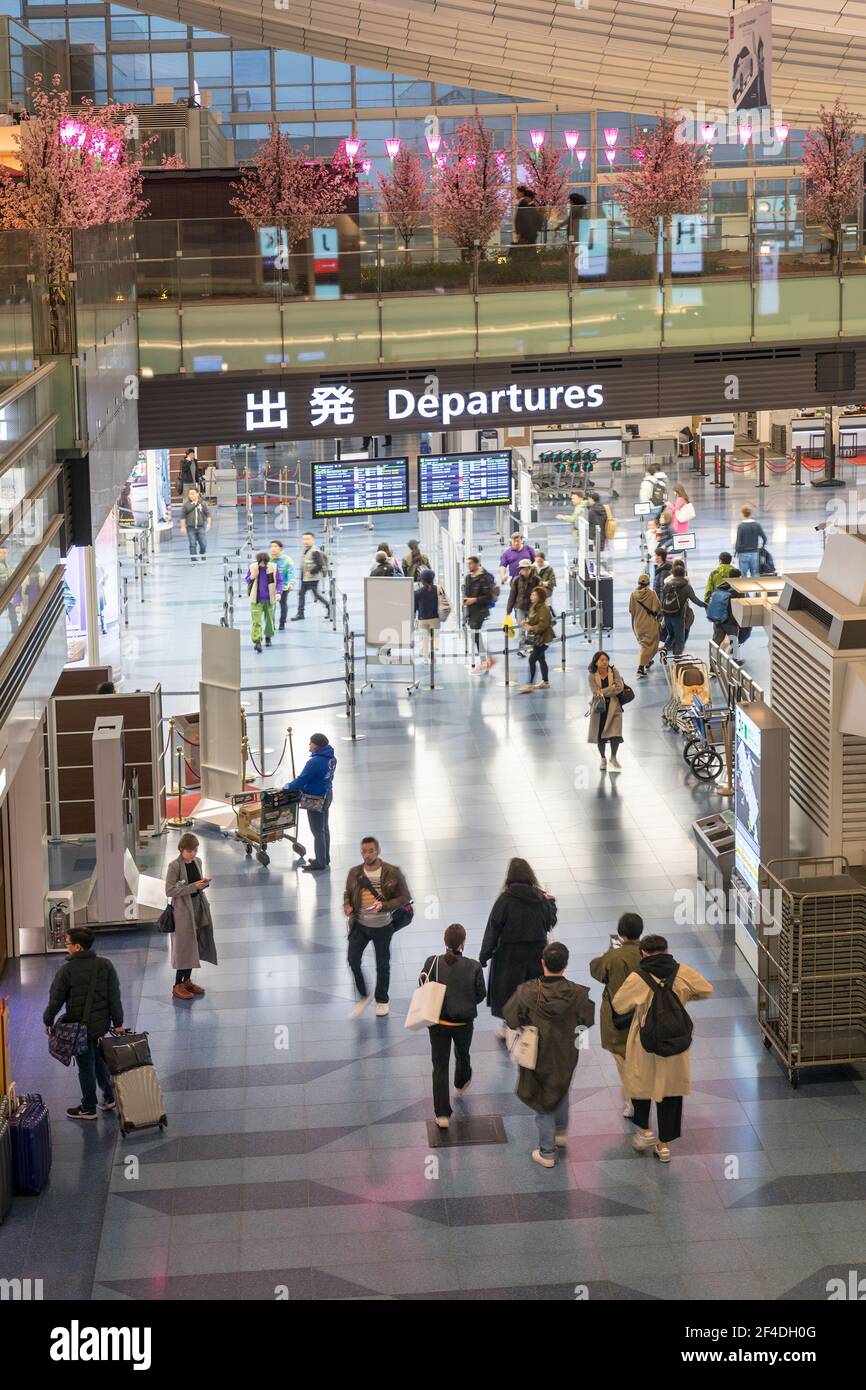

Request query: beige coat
[
  {"left": 587, "top": 665, "right": 624, "bottom": 742},
  {"left": 612, "top": 962, "right": 713, "bottom": 1100},
  {"left": 629, "top": 586, "right": 661, "bottom": 666}
]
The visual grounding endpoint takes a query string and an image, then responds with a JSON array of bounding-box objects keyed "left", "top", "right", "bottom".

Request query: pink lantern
[
  {"left": 425, "top": 132, "right": 441, "bottom": 156},
  {"left": 603, "top": 128, "right": 619, "bottom": 148},
  {"left": 59, "top": 119, "right": 86, "bottom": 149},
  {"left": 385, "top": 137, "right": 400, "bottom": 159},
  {"left": 775, "top": 122, "right": 789, "bottom": 143},
  {"left": 700, "top": 124, "right": 717, "bottom": 144},
  {"left": 360, "top": 158, "right": 372, "bottom": 174},
  {"left": 529, "top": 128, "right": 546, "bottom": 152},
  {"left": 344, "top": 136, "right": 360, "bottom": 161},
  {"left": 738, "top": 123, "right": 752, "bottom": 146},
  {"left": 604, "top": 149, "right": 617, "bottom": 165},
  {"left": 575, "top": 149, "right": 587, "bottom": 167},
  {"left": 564, "top": 130, "right": 579, "bottom": 151}
]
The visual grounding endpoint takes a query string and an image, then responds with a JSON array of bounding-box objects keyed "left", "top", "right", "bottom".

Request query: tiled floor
[{"left": 3, "top": 450, "right": 866, "bottom": 1301}]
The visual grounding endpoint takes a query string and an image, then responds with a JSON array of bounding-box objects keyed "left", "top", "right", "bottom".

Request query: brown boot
[
  {"left": 185, "top": 981, "right": 205, "bottom": 995},
  {"left": 172, "top": 983, "right": 194, "bottom": 1000}
]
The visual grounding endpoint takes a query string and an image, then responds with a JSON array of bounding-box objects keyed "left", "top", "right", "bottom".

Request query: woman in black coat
[{"left": 479, "top": 857, "right": 557, "bottom": 1035}]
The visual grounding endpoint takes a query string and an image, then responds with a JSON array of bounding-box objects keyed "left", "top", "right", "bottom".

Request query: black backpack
[
  {"left": 662, "top": 581, "right": 686, "bottom": 616},
  {"left": 637, "top": 966, "right": 693, "bottom": 1056},
  {"left": 650, "top": 481, "right": 666, "bottom": 507}
]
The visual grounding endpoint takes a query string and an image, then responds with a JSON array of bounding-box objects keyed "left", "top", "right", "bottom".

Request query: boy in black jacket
[{"left": 43, "top": 927, "right": 125, "bottom": 1121}]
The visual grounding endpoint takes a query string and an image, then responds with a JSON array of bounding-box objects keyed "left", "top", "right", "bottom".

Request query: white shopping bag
[
  {"left": 404, "top": 956, "right": 446, "bottom": 1031},
  {"left": 505, "top": 1025, "right": 539, "bottom": 1070}
]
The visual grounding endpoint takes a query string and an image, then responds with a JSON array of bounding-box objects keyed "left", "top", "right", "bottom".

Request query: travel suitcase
[
  {"left": 9, "top": 1092, "right": 52, "bottom": 1194},
  {"left": 0, "top": 1114, "right": 12, "bottom": 1222},
  {"left": 113, "top": 1065, "right": 167, "bottom": 1137},
  {"left": 99, "top": 1032, "right": 152, "bottom": 1075}
]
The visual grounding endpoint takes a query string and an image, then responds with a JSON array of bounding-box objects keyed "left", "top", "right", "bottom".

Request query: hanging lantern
[
  {"left": 738, "top": 124, "right": 752, "bottom": 146},
  {"left": 564, "top": 130, "right": 579, "bottom": 151},
  {"left": 529, "top": 128, "right": 546, "bottom": 152},
  {"left": 575, "top": 149, "right": 587, "bottom": 167},
  {"left": 775, "top": 123, "right": 789, "bottom": 144},
  {"left": 425, "top": 132, "right": 441, "bottom": 156},
  {"left": 344, "top": 136, "right": 360, "bottom": 161},
  {"left": 604, "top": 149, "right": 617, "bottom": 165},
  {"left": 700, "top": 124, "right": 717, "bottom": 144},
  {"left": 385, "top": 137, "right": 400, "bottom": 160},
  {"left": 603, "top": 128, "right": 619, "bottom": 148}
]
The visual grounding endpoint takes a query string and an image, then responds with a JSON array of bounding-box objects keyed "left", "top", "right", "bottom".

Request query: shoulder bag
[
  {"left": 299, "top": 793, "right": 326, "bottom": 812},
  {"left": 404, "top": 956, "right": 446, "bottom": 1031},
  {"left": 47, "top": 959, "right": 103, "bottom": 1066},
  {"left": 436, "top": 585, "right": 452, "bottom": 621},
  {"left": 505, "top": 979, "right": 542, "bottom": 1071}
]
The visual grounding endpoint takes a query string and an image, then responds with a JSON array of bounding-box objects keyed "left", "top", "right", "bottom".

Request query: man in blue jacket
[{"left": 284, "top": 732, "right": 336, "bottom": 872}]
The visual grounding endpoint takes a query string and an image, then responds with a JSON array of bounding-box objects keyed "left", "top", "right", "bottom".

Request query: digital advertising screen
[
  {"left": 734, "top": 705, "right": 762, "bottom": 896},
  {"left": 312, "top": 458, "right": 410, "bottom": 518},
  {"left": 417, "top": 449, "right": 512, "bottom": 511}
]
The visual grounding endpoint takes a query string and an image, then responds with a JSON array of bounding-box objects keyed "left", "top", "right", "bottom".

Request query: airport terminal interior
[{"left": 4, "top": 0, "right": 866, "bottom": 1320}]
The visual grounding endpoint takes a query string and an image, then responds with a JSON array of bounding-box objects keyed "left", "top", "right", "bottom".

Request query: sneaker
[
  {"left": 654, "top": 1144, "right": 672, "bottom": 1163},
  {"left": 531, "top": 1148, "right": 556, "bottom": 1168},
  {"left": 608, "top": 758, "right": 622, "bottom": 772},
  {"left": 375, "top": 1003, "right": 390, "bottom": 1017},
  {"left": 172, "top": 983, "right": 194, "bottom": 1001},
  {"left": 537, "top": 680, "right": 550, "bottom": 690},
  {"left": 636, "top": 667, "right": 647, "bottom": 679},
  {"left": 435, "top": 1117, "right": 449, "bottom": 1129},
  {"left": 185, "top": 981, "right": 205, "bottom": 995},
  {"left": 253, "top": 641, "right": 262, "bottom": 653},
  {"left": 302, "top": 861, "right": 327, "bottom": 873},
  {"left": 554, "top": 1134, "right": 567, "bottom": 1148},
  {"left": 622, "top": 1101, "right": 634, "bottom": 1119},
  {"left": 453, "top": 1078, "right": 471, "bottom": 1098},
  {"left": 632, "top": 1131, "right": 658, "bottom": 1152},
  {"left": 291, "top": 614, "right": 304, "bottom": 621},
  {"left": 350, "top": 996, "right": 372, "bottom": 1019},
  {"left": 99, "top": 1098, "right": 116, "bottom": 1111},
  {"left": 599, "top": 758, "right": 607, "bottom": 770},
  {"left": 265, "top": 636, "right": 271, "bottom": 647},
  {"left": 519, "top": 683, "right": 535, "bottom": 694},
  {"left": 66, "top": 1106, "right": 97, "bottom": 1121}
]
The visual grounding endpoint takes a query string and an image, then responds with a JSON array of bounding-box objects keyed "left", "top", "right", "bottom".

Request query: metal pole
[
  {"left": 137, "top": 536, "right": 145, "bottom": 604},
  {"left": 429, "top": 630, "right": 435, "bottom": 690},
  {"left": 168, "top": 743, "right": 192, "bottom": 827},
  {"left": 258, "top": 690, "right": 266, "bottom": 780},
  {"left": 330, "top": 575, "right": 337, "bottom": 631},
  {"left": 263, "top": 462, "right": 269, "bottom": 516},
  {"left": 122, "top": 574, "right": 129, "bottom": 627},
  {"left": 718, "top": 447, "right": 729, "bottom": 490},
  {"left": 757, "top": 446, "right": 767, "bottom": 488},
  {"left": 349, "top": 639, "right": 358, "bottom": 740},
  {"left": 712, "top": 446, "right": 720, "bottom": 487},
  {"left": 594, "top": 525, "right": 603, "bottom": 649},
  {"left": 503, "top": 627, "right": 510, "bottom": 685},
  {"left": 560, "top": 609, "right": 567, "bottom": 671},
  {"left": 793, "top": 444, "right": 804, "bottom": 487},
  {"left": 699, "top": 438, "right": 706, "bottom": 478}
]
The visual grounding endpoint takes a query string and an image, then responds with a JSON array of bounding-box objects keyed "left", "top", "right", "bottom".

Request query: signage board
[
  {"left": 312, "top": 458, "right": 409, "bottom": 518},
  {"left": 729, "top": 0, "right": 772, "bottom": 111},
  {"left": 673, "top": 533, "right": 696, "bottom": 551},
  {"left": 734, "top": 704, "right": 763, "bottom": 897},
  {"left": 418, "top": 450, "right": 512, "bottom": 510}
]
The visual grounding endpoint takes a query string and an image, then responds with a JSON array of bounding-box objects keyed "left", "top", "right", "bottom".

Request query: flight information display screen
[
  {"left": 312, "top": 459, "right": 410, "bottom": 518},
  {"left": 417, "top": 450, "right": 513, "bottom": 510}
]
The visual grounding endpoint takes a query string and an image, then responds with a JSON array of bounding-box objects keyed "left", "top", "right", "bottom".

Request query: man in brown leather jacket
[{"left": 344, "top": 836, "right": 412, "bottom": 1019}]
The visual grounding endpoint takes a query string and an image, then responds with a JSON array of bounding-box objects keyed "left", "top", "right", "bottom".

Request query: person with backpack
[
  {"left": 479, "top": 858, "right": 557, "bottom": 1036},
  {"left": 463, "top": 555, "right": 497, "bottom": 672},
  {"left": 639, "top": 467, "right": 667, "bottom": 515},
  {"left": 628, "top": 573, "right": 661, "bottom": 678},
  {"left": 734, "top": 504, "right": 768, "bottom": 578},
  {"left": 370, "top": 550, "right": 397, "bottom": 577},
  {"left": 533, "top": 550, "right": 557, "bottom": 616},
  {"left": 587, "top": 649, "right": 626, "bottom": 770},
  {"left": 704, "top": 550, "right": 734, "bottom": 604},
  {"left": 611, "top": 933, "right": 712, "bottom": 1162},
  {"left": 245, "top": 550, "right": 282, "bottom": 653},
  {"left": 652, "top": 547, "right": 672, "bottom": 603},
  {"left": 402, "top": 539, "right": 430, "bottom": 578},
  {"left": 589, "top": 912, "right": 644, "bottom": 1117},
  {"left": 292, "top": 532, "right": 330, "bottom": 620},
  {"left": 708, "top": 567, "right": 752, "bottom": 653},
  {"left": 519, "top": 584, "right": 554, "bottom": 693},
  {"left": 660, "top": 559, "right": 705, "bottom": 657},
  {"left": 378, "top": 542, "right": 402, "bottom": 575},
  {"left": 585, "top": 492, "right": 608, "bottom": 552},
  {"left": 502, "top": 941, "right": 595, "bottom": 1168},
  {"left": 420, "top": 924, "right": 486, "bottom": 1130},
  {"left": 43, "top": 926, "right": 125, "bottom": 1121},
  {"left": 414, "top": 567, "right": 440, "bottom": 660},
  {"left": 507, "top": 557, "right": 540, "bottom": 657}
]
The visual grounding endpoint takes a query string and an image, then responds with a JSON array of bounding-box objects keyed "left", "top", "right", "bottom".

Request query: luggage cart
[
  {"left": 230, "top": 788, "right": 306, "bottom": 868},
  {"left": 683, "top": 694, "right": 732, "bottom": 783},
  {"left": 659, "top": 650, "right": 710, "bottom": 732}
]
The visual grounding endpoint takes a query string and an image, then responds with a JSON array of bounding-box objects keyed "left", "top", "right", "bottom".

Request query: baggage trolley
[
  {"left": 230, "top": 788, "right": 306, "bottom": 868},
  {"left": 683, "top": 694, "right": 732, "bottom": 783},
  {"left": 660, "top": 650, "right": 709, "bottom": 733}
]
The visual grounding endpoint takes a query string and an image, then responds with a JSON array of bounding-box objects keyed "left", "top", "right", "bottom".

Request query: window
[
  {"left": 111, "top": 53, "right": 150, "bottom": 87},
  {"left": 67, "top": 18, "right": 106, "bottom": 45},
  {"left": 110, "top": 8, "right": 148, "bottom": 38},
  {"left": 275, "top": 86, "right": 313, "bottom": 109},
  {"left": 151, "top": 53, "right": 189, "bottom": 87},
  {"left": 314, "top": 84, "right": 351, "bottom": 108},
  {"left": 27, "top": 19, "right": 66, "bottom": 39},
  {"left": 274, "top": 51, "right": 312, "bottom": 83},
  {"left": 71, "top": 52, "right": 107, "bottom": 91},
  {"left": 193, "top": 50, "right": 231, "bottom": 83},
  {"left": 356, "top": 83, "right": 393, "bottom": 107},
  {"left": 232, "top": 50, "right": 269, "bottom": 85},
  {"left": 393, "top": 77, "right": 431, "bottom": 104},
  {"left": 231, "top": 88, "right": 271, "bottom": 112},
  {"left": 313, "top": 57, "right": 350, "bottom": 82},
  {"left": 150, "top": 17, "right": 187, "bottom": 38}
]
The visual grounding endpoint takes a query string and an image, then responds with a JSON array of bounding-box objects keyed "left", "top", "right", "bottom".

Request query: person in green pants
[{"left": 245, "top": 551, "right": 282, "bottom": 653}]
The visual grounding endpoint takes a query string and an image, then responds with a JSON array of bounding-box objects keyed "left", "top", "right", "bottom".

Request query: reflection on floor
[{"left": 3, "top": 457, "right": 866, "bottom": 1301}]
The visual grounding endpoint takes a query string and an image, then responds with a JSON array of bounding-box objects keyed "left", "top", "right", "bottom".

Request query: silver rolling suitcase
[{"left": 113, "top": 1064, "right": 167, "bottom": 1137}]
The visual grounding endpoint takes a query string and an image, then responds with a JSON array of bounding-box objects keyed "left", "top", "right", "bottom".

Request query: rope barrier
[
  {"left": 767, "top": 457, "right": 794, "bottom": 474},
  {"left": 246, "top": 731, "right": 290, "bottom": 780}
]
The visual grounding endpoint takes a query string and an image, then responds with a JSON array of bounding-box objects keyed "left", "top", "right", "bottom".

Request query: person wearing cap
[
  {"left": 283, "top": 733, "right": 337, "bottom": 872},
  {"left": 507, "top": 557, "right": 540, "bottom": 658},
  {"left": 628, "top": 572, "right": 661, "bottom": 678},
  {"left": 370, "top": 550, "right": 398, "bottom": 577}
]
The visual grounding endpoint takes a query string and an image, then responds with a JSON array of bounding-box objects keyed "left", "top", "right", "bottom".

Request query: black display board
[
  {"left": 417, "top": 449, "right": 512, "bottom": 510},
  {"left": 311, "top": 458, "right": 410, "bottom": 518}
]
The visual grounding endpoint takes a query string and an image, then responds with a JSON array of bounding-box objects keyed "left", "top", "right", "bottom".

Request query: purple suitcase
[{"left": 9, "top": 1092, "right": 52, "bottom": 1195}]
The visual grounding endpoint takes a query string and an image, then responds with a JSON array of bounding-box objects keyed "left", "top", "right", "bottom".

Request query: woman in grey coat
[
  {"left": 587, "top": 650, "right": 625, "bottom": 772},
  {"left": 164, "top": 831, "right": 217, "bottom": 1000}
]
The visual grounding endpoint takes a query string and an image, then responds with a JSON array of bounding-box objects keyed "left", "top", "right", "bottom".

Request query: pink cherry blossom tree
[
  {"left": 160, "top": 152, "right": 187, "bottom": 170},
  {"left": 0, "top": 73, "right": 148, "bottom": 350},
  {"left": 432, "top": 114, "right": 511, "bottom": 259},
  {"left": 802, "top": 100, "right": 863, "bottom": 270},
  {"left": 376, "top": 146, "right": 429, "bottom": 262},
  {"left": 518, "top": 139, "right": 570, "bottom": 242},
  {"left": 616, "top": 113, "right": 709, "bottom": 279}
]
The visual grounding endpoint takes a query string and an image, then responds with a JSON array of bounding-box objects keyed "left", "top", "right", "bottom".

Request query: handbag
[
  {"left": 437, "top": 585, "right": 452, "bottom": 621},
  {"left": 505, "top": 980, "right": 541, "bottom": 1071},
  {"left": 47, "top": 958, "right": 102, "bottom": 1067},
  {"left": 157, "top": 902, "right": 175, "bottom": 934},
  {"left": 678, "top": 501, "right": 696, "bottom": 523},
  {"left": 404, "top": 956, "right": 446, "bottom": 1031},
  {"left": 618, "top": 683, "right": 635, "bottom": 706},
  {"left": 299, "top": 793, "right": 326, "bottom": 812},
  {"left": 604, "top": 986, "right": 634, "bottom": 1032},
  {"left": 390, "top": 902, "right": 414, "bottom": 932}
]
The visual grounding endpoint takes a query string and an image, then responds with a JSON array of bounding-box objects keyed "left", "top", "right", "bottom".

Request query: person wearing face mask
[{"left": 164, "top": 832, "right": 218, "bottom": 1001}]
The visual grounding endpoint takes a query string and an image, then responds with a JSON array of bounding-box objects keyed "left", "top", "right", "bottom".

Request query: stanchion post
[
  {"left": 122, "top": 574, "right": 129, "bottom": 627},
  {"left": 757, "top": 446, "right": 767, "bottom": 488},
  {"left": 699, "top": 439, "right": 706, "bottom": 478},
  {"left": 793, "top": 445, "right": 804, "bottom": 487},
  {"left": 349, "top": 639, "right": 358, "bottom": 740},
  {"left": 594, "top": 525, "right": 603, "bottom": 650},
  {"left": 712, "top": 446, "right": 720, "bottom": 487},
  {"left": 503, "top": 627, "right": 510, "bottom": 685},
  {"left": 429, "top": 631, "right": 435, "bottom": 690},
  {"left": 257, "top": 690, "right": 266, "bottom": 780},
  {"left": 560, "top": 610, "right": 567, "bottom": 671},
  {"left": 168, "top": 743, "right": 192, "bottom": 828},
  {"left": 329, "top": 575, "right": 337, "bottom": 631},
  {"left": 718, "top": 447, "right": 728, "bottom": 490}
]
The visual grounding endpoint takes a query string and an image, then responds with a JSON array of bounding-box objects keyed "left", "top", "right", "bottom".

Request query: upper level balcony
[{"left": 135, "top": 208, "right": 866, "bottom": 378}]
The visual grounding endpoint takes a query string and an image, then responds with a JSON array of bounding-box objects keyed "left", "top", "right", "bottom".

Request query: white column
[{"left": 8, "top": 727, "right": 48, "bottom": 956}]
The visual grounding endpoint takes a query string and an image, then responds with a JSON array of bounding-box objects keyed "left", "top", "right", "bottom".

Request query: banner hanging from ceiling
[{"left": 729, "top": 1, "right": 772, "bottom": 111}]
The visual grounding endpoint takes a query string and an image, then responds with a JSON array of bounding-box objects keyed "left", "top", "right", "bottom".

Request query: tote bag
[
  {"left": 404, "top": 956, "right": 446, "bottom": 1031},
  {"left": 678, "top": 501, "right": 696, "bottom": 523},
  {"left": 47, "top": 959, "right": 102, "bottom": 1067},
  {"left": 505, "top": 980, "right": 542, "bottom": 1070}
]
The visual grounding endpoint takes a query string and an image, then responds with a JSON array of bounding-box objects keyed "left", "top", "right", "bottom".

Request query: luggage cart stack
[{"left": 758, "top": 856, "right": 866, "bottom": 1087}]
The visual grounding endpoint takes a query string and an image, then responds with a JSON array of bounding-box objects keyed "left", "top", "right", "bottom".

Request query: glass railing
[{"left": 133, "top": 212, "right": 866, "bottom": 373}]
